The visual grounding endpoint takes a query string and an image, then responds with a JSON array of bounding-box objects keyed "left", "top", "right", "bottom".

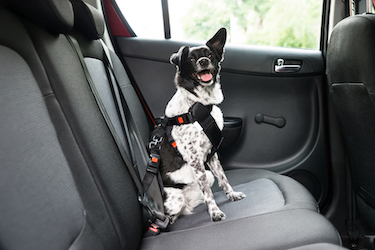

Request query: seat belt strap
[
  {"left": 142, "top": 123, "right": 168, "bottom": 194},
  {"left": 100, "top": 40, "right": 165, "bottom": 194},
  {"left": 346, "top": 159, "right": 360, "bottom": 246},
  {"left": 68, "top": 35, "right": 169, "bottom": 229},
  {"left": 66, "top": 35, "right": 145, "bottom": 197},
  {"left": 102, "top": 47, "right": 137, "bottom": 167},
  {"left": 99, "top": 39, "right": 168, "bottom": 229}
]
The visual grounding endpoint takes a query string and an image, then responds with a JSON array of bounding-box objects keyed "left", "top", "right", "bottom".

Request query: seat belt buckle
[
  {"left": 140, "top": 195, "right": 170, "bottom": 230},
  {"left": 148, "top": 223, "right": 161, "bottom": 235},
  {"left": 154, "top": 213, "right": 170, "bottom": 229}
]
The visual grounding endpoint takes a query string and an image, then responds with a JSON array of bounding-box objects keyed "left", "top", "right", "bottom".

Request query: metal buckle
[
  {"left": 154, "top": 214, "right": 170, "bottom": 229},
  {"left": 148, "top": 135, "right": 163, "bottom": 150}
]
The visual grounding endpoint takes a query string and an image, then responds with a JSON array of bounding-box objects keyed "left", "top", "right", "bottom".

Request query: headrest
[
  {"left": 3, "top": 0, "right": 74, "bottom": 34},
  {"left": 70, "top": 0, "right": 105, "bottom": 40},
  {"left": 328, "top": 14, "right": 375, "bottom": 87}
]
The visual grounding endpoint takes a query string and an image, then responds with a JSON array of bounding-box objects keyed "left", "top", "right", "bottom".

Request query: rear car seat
[{"left": 0, "top": 0, "right": 344, "bottom": 249}]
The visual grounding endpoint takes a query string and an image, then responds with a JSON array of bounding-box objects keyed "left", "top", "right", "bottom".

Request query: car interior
[{"left": 1, "top": 0, "right": 375, "bottom": 249}]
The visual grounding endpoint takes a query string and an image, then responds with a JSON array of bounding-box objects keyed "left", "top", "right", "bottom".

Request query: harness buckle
[
  {"left": 147, "top": 153, "right": 160, "bottom": 174},
  {"left": 175, "top": 113, "right": 194, "bottom": 125},
  {"left": 177, "top": 116, "right": 184, "bottom": 124},
  {"left": 148, "top": 135, "right": 163, "bottom": 150}
]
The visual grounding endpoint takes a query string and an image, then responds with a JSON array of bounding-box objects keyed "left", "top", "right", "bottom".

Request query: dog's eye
[
  {"left": 208, "top": 53, "right": 213, "bottom": 59},
  {"left": 189, "top": 57, "right": 195, "bottom": 63}
]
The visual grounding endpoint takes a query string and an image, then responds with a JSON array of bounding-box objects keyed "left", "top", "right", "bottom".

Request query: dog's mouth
[{"left": 193, "top": 70, "right": 213, "bottom": 84}]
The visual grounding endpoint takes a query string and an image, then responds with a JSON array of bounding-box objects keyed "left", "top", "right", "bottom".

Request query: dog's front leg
[
  {"left": 207, "top": 153, "right": 246, "bottom": 201},
  {"left": 191, "top": 159, "right": 226, "bottom": 222}
]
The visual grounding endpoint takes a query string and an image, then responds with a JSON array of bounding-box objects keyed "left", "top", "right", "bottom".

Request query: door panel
[{"left": 117, "top": 37, "right": 328, "bottom": 204}]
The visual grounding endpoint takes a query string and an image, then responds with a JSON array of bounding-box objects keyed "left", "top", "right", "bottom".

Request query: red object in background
[{"left": 103, "top": 0, "right": 132, "bottom": 37}]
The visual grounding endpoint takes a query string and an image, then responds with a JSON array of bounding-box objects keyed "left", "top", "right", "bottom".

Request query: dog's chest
[
  {"left": 165, "top": 89, "right": 224, "bottom": 130},
  {"left": 167, "top": 103, "right": 223, "bottom": 159},
  {"left": 164, "top": 86, "right": 224, "bottom": 165},
  {"left": 209, "top": 106, "right": 224, "bottom": 130}
]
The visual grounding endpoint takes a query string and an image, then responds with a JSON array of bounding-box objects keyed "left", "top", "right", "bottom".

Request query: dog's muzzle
[{"left": 194, "top": 58, "right": 214, "bottom": 84}]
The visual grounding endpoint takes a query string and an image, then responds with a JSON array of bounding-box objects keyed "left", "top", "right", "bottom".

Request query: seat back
[
  {"left": 327, "top": 14, "right": 375, "bottom": 229},
  {"left": 69, "top": 0, "right": 166, "bottom": 216},
  {"left": 0, "top": 3, "right": 111, "bottom": 249},
  {"left": 1, "top": 0, "right": 146, "bottom": 248}
]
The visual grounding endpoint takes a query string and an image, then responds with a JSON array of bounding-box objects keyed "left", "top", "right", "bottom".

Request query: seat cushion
[
  {"left": 140, "top": 169, "right": 338, "bottom": 250},
  {"left": 168, "top": 177, "right": 285, "bottom": 231},
  {"left": 141, "top": 209, "right": 340, "bottom": 250},
  {"left": 150, "top": 168, "right": 318, "bottom": 232},
  {"left": 288, "top": 243, "right": 347, "bottom": 250},
  {"left": 219, "top": 169, "right": 318, "bottom": 211}
]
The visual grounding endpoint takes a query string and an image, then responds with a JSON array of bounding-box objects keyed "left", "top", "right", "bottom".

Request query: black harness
[{"left": 142, "top": 102, "right": 224, "bottom": 193}]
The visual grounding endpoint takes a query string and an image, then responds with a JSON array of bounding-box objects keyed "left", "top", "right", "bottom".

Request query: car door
[{"left": 102, "top": 0, "right": 330, "bottom": 206}]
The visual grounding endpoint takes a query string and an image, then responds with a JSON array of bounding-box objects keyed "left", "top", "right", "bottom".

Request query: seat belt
[
  {"left": 99, "top": 39, "right": 168, "bottom": 229},
  {"left": 101, "top": 40, "right": 137, "bottom": 170},
  {"left": 100, "top": 42, "right": 165, "bottom": 195},
  {"left": 66, "top": 35, "right": 169, "bottom": 230},
  {"left": 346, "top": 159, "right": 360, "bottom": 248}
]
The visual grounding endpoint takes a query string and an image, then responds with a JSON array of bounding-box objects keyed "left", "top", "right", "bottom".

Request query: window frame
[{"left": 110, "top": 0, "right": 331, "bottom": 51}]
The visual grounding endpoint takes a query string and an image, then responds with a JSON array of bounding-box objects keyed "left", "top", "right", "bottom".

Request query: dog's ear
[
  {"left": 170, "top": 46, "right": 190, "bottom": 68},
  {"left": 206, "top": 28, "right": 227, "bottom": 60}
]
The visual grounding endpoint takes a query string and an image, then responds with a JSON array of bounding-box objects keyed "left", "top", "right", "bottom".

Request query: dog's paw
[
  {"left": 168, "top": 215, "right": 179, "bottom": 224},
  {"left": 210, "top": 210, "right": 226, "bottom": 222},
  {"left": 227, "top": 191, "right": 246, "bottom": 201}
]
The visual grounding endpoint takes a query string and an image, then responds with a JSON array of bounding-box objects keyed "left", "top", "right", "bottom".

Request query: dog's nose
[{"left": 198, "top": 58, "right": 209, "bottom": 67}]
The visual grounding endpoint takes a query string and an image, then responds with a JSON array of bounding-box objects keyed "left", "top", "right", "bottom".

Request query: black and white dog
[{"left": 159, "top": 28, "right": 246, "bottom": 223}]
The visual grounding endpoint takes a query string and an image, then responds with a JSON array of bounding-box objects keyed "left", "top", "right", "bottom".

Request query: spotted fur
[{"left": 160, "top": 28, "right": 246, "bottom": 223}]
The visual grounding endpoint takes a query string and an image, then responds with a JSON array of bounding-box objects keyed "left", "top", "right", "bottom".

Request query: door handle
[
  {"left": 275, "top": 58, "right": 301, "bottom": 73},
  {"left": 255, "top": 113, "right": 286, "bottom": 128}
]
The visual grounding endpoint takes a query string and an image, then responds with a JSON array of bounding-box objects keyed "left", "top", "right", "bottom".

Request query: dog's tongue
[{"left": 200, "top": 72, "right": 213, "bottom": 82}]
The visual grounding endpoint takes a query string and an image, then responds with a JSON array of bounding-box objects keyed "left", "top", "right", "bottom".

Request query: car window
[{"left": 115, "top": 0, "right": 323, "bottom": 50}]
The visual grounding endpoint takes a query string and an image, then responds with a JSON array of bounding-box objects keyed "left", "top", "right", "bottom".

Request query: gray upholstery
[
  {"left": 174, "top": 178, "right": 286, "bottom": 229},
  {"left": 215, "top": 169, "right": 318, "bottom": 211},
  {"left": 327, "top": 14, "right": 375, "bottom": 230},
  {"left": 141, "top": 210, "right": 340, "bottom": 250},
  {"left": 27, "top": 25, "right": 144, "bottom": 249},
  {"left": 85, "top": 57, "right": 127, "bottom": 148},
  {"left": 0, "top": 4, "right": 123, "bottom": 250},
  {"left": 0, "top": 0, "right": 344, "bottom": 249},
  {"left": 288, "top": 243, "right": 348, "bottom": 250},
  {"left": 0, "top": 44, "right": 84, "bottom": 250},
  {"left": 169, "top": 175, "right": 315, "bottom": 232}
]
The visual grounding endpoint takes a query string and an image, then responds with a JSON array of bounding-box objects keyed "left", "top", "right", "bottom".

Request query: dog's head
[{"left": 170, "top": 28, "right": 227, "bottom": 93}]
